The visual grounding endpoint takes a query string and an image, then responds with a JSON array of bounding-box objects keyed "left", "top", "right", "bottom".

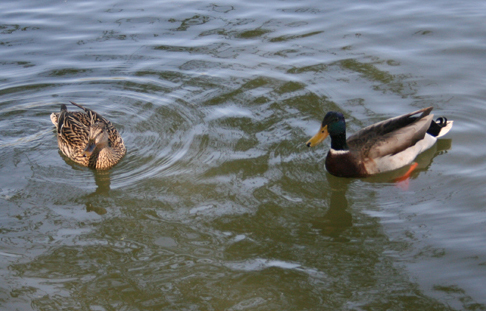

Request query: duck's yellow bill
[{"left": 306, "top": 125, "right": 329, "bottom": 147}]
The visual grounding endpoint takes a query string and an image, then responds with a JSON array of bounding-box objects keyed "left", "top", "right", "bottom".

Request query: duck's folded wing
[
  {"left": 347, "top": 107, "right": 434, "bottom": 158},
  {"left": 58, "top": 116, "right": 89, "bottom": 148},
  {"left": 348, "top": 107, "right": 432, "bottom": 141},
  {"left": 364, "top": 114, "right": 434, "bottom": 158}
]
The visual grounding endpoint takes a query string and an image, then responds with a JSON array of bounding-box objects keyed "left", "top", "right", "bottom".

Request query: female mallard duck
[
  {"left": 50, "top": 101, "right": 126, "bottom": 170},
  {"left": 306, "top": 107, "right": 453, "bottom": 178}
]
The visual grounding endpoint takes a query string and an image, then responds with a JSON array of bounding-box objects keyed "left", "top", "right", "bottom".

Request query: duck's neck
[
  {"left": 87, "top": 146, "right": 103, "bottom": 168},
  {"left": 88, "top": 144, "right": 114, "bottom": 169},
  {"left": 330, "top": 133, "right": 348, "bottom": 151}
]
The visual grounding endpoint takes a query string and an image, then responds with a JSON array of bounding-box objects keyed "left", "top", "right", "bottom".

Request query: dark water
[{"left": 1, "top": 0, "right": 485, "bottom": 310}]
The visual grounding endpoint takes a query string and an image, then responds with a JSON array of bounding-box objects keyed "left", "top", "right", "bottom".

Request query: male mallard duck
[
  {"left": 306, "top": 107, "right": 453, "bottom": 178},
  {"left": 50, "top": 101, "right": 126, "bottom": 170}
]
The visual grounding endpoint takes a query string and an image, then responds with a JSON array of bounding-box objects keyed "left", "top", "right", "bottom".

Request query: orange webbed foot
[{"left": 394, "top": 162, "right": 418, "bottom": 190}]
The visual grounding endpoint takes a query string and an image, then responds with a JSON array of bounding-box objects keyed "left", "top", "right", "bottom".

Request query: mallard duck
[
  {"left": 306, "top": 107, "right": 453, "bottom": 178},
  {"left": 50, "top": 101, "right": 126, "bottom": 170}
]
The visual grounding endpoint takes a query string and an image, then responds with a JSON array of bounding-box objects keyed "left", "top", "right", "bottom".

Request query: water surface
[{"left": 1, "top": 0, "right": 486, "bottom": 310}]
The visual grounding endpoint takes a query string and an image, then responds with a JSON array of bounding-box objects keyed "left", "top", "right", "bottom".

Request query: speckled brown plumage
[{"left": 50, "top": 101, "right": 126, "bottom": 170}]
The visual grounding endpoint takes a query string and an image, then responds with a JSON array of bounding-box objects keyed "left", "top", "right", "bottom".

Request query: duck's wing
[
  {"left": 57, "top": 108, "right": 89, "bottom": 148},
  {"left": 347, "top": 107, "right": 434, "bottom": 159}
]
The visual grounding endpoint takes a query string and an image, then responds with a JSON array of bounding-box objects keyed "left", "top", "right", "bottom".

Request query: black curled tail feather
[
  {"left": 436, "top": 117, "right": 447, "bottom": 126},
  {"left": 426, "top": 117, "right": 448, "bottom": 137}
]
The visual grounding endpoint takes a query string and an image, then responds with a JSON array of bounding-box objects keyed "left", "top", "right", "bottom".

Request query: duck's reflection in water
[
  {"left": 85, "top": 170, "right": 111, "bottom": 215},
  {"left": 60, "top": 153, "right": 112, "bottom": 215},
  {"left": 311, "top": 176, "right": 352, "bottom": 241}
]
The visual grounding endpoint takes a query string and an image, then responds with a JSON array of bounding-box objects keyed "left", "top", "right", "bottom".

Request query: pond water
[{"left": 1, "top": 0, "right": 485, "bottom": 309}]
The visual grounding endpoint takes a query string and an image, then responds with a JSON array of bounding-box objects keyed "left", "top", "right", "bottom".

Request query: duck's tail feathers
[
  {"left": 437, "top": 120, "right": 453, "bottom": 138},
  {"left": 69, "top": 101, "right": 100, "bottom": 125},
  {"left": 427, "top": 117, "right": 453, "bottom": 138},
  {"left": 69, "top": 101, "right": 88, "bottom": 112}
]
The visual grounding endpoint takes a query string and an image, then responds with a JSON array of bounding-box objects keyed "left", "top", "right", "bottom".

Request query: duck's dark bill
[{"left": 83, "top": 141, "right": 96, "bottom": 157}]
